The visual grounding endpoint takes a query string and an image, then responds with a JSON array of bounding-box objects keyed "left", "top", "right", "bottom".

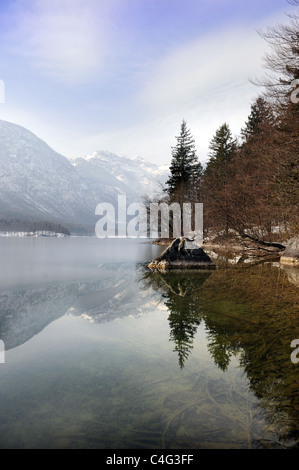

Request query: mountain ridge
[{"left": 0, "top": 120, "right": 168, "bottom": 234}]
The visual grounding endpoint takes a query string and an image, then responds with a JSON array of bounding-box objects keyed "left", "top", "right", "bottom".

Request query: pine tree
[
  {"left": 203, "top": 123, "right": 237, "bottom": 237},
  {"left": 205, "top": 123, "right": 237, "bottom": 179},
  {"left": 165, "top": 120, "right": 202, "bottom": 202},
  {"left": 241, "top": 97, "right": 274, "bottom": 142}
]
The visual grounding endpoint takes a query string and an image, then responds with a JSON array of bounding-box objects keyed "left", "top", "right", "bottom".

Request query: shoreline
[{"left": 152, "top": 236, "right": 295, "bottom": 266}]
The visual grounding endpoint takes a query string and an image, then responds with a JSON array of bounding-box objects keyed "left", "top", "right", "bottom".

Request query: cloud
[
  {"left": 9, "top": 0, "right": 117, "bottom": 83},
  {"left": 113, "top": 23, "right": 272, "bottom": 162},
  {"left": 71, "top": 6, "right": 293, "bottom": 164},
  {"left": 140, "top": 25, "right": 266, "bottom": 117},
  {"left": 2, "top": 1, "right": 292, "bottom": 165}
]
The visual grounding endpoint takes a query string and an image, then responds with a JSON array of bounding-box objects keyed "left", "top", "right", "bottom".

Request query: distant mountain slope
[
  {"left": 71, "top": 151, "right": 168, "bottom": 204},
  {"left": 0, "top": 121, "right": 169, "bottom": 233},
  {"left": 0, "top": 120, "right": 99, "bottom": 226}
]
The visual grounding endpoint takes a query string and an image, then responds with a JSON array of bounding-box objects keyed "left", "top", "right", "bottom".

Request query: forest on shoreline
[{"left": 158, "top": 1, "right": 298, "bottom": 249}]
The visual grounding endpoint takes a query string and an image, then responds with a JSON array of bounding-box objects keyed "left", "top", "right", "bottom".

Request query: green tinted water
[{"left": 0, "top": 238, "right": 298, "bottom": 449}]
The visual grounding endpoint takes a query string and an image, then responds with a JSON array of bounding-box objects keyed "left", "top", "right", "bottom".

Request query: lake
[{"left": 0, "top": 237, "right": 298, "bottom": 449}]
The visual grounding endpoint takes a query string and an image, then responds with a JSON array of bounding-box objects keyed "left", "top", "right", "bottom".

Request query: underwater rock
[
  {"left": 280, "top": 237, "right": 299, "bottom": 266},
  {"left": 281, "top": 265, "right": 299, "bottom": 288},
  {"left": 148, "top": 237, "right": 216, "bottom": 271}
]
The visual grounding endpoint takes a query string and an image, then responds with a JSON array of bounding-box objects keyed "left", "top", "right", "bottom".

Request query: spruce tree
[
  {"left": 241, "top": 97, "right": 274, "bottom": 142},
  {"left": 205, "top": 123, "right": 237, "bottom": 179},
  {"left": 165, "top": 120, "right": 202, "bottom": 202}
]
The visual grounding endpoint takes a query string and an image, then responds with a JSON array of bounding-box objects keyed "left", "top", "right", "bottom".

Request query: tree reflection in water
[
  {"left": 141, "top": 270, "right": 211, "bottom": 369},
  {"left": 139, "top": 262, "right": 299, "bottom": 448}
]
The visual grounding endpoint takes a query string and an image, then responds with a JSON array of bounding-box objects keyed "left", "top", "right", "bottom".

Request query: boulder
[
  {"left": 280, "top": 237, "right": 299, "bottom": 266},
  {"left": 148, "top": 237, "right": 216, "bottom": 271}
]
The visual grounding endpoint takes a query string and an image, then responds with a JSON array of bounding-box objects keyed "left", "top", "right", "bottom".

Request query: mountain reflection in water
[
  {"left": 0, "top": 262, "right": 158, "bottom": 350},
  {"left": 0, "top": 255, "right": 298, "bottom": 449}
]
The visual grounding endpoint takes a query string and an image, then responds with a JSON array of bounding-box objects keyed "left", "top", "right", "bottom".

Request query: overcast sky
[{"left": 0, "top": 0, "right": 296, "bottom": 165}]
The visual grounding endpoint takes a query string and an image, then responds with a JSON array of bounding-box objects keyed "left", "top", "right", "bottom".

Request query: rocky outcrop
[
  {"left": 148, "top": 237, "right": 216, "bottom": 271},
  {"left": 280, "top": 237, "right": 299, "bottom": 266}
]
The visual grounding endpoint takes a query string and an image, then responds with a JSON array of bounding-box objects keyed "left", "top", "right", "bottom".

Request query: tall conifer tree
[
  {"left": 205, "top": 123, "right": 237, "bottom": 180},
  {"left": 241, "top": 97, "right": 274, "bottom": 142},
  {"left": 165, "top": 120, "right": 202, "bottom": 202}
]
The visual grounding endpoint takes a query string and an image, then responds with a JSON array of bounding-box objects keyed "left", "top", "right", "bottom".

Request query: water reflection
[
  {"left": 0, "top": 262, "right": 158, "bottom": 350},
  {"left": 0, "top": 253, "right": 298, "bottom": 448},
  {"left": 139, "top": 263, "right": 299, "bottom": 447},
  {"left": 140, "top": 270, "right": 211, "bottom": 368}
]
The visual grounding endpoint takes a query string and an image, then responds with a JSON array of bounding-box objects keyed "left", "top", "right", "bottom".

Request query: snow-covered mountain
[
  {"left": 71, "top": 151, "right": 168, "bottom": 204},
  {"left": 0, "top": 120, "right": 99, "bottom": 227},
  {"left": 0, "top": 120, "right": 169, "bottom": 233}
]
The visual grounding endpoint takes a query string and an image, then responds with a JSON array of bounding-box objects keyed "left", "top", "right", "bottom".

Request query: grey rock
[
  {"left": 280, "top": 237, "right": 299, "bottom": 266},
  {"left": 148, "top": 237, "right": 216, "bottom": 271}
]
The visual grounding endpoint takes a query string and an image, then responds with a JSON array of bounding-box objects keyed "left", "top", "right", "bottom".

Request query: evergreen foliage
[
  {"left": 205, "top": 123, "right": 237, "bottom": 179},
  {"left": 165, "top": 120, "right": 203, "bottom": 203},
  {"left": 198, "top": 4, "right": 299, "bottom": 241},
  {"left": 240, "top": 97, "right": 275, "bottom": 142},
  {"left": 161, "top": 6, "right": 298, "bottom": 242}
]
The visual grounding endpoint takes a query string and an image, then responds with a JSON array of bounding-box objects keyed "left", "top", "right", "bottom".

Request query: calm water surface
[{"left": 0, "top": 237, "right": 298, "bottom": 449}]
